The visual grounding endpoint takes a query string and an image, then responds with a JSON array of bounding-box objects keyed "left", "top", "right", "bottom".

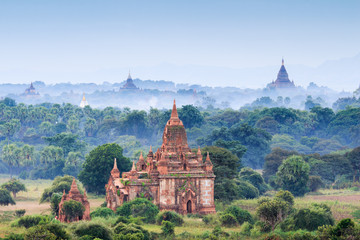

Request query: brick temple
[
  {"left": 58, "top": 178, "right": 91, "bottom": 222},
  {"left": 267, "top": 59, "right": 295, "bottom": 89},
  {"left": 106, "top": 100, "right": 216, "bottom": 215}
]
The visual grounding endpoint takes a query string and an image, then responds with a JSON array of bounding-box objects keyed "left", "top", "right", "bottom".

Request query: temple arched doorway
[{"left": 187, "top": 200, "right": 192, "bottom": 213}]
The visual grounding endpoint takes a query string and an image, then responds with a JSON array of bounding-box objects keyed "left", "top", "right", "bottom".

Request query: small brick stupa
[
  {"left": 106, "top": 100, "right": 216, "bottom": 215},
  {"left": 58, "top": 178, "right": 91, "bottom": 222}
]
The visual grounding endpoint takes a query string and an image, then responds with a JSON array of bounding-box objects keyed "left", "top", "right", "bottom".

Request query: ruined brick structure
[
  {"left": 58, "top": 178, "right": 91, "bottom": 222},
  {"left": 106, "top": 100, "right": 216, "bottom": 215}
]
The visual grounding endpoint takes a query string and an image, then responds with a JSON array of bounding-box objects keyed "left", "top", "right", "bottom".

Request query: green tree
[
  {"left": 276, "top": 156, "right": 310, "bottom": 196},
  {"left": 1, "top": 178, "right": 26, "bottom": 198},
  {"left": 0, "top": 188, "right": 16, "bottom": 206},
  {"left": 346, "top": 146, "right": 360, "bottom": 182},
  {"left": 2, "top": 144, "right": 22, "bottom": 178},
  {"left": 239, "top": 167, "right": 268, "bottom": 194},
  {"left": 43, "top": 133, "right": 86, "bottom": 156},
  {"left": 40, "top": 146, "right": 63, "bottom": 165},
  {"left": 178, "top": 105, "right": 204, "bottom": 128},
  {"left": 79, "top": 143, "right": 131, "bottom": 194},
  {"left": 63, "top": 151, "right": 83, "bottom": 177},
  {"left": 263, "top": 148, "right": 299, "bottom": 182},
  {"left": 61, "top": 199, "right": 85, "bottom": 222},
  {"left": 256, "top": 197, "right": 290, "bottom": 231},
  {"left": 116, "top": 198, "right": 159, "bottom": 224}
]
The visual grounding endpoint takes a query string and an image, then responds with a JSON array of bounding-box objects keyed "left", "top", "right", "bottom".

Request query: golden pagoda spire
[{"left": 82, "top": 93, "right": 86, "bottom": 101}]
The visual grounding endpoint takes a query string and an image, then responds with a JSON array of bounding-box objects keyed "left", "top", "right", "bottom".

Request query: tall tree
[
  {"left": 276, "top": 156, "right": 310, "bottom": 196},
  {"left": 79, "top": 143, "right": 131, "bottom": 194}
]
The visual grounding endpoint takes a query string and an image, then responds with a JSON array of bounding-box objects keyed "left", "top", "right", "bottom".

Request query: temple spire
[
  {"left": 111, "top": 158, "right": 120, "bottom": 178},
  {"left": 206, "top": 152, "right": 210, "bottom": 161},
  {"left": 127, "top": 69, "right": 132, "bottom": 80},
  {"left": 139, "top": 152, "right": 144, "bottom": 161},
  {"left": 150, "top": 145, "right": 152, "bottom": 152},
  {"left": 171, "top": 99, "right": 179, "bottom": 120},
  {"left": 82, "top": 93, "right": 86, "bottom": 101},
  {"left": 282, "top": 58, "right": 284, "bottom": 66},
  {"left": 113, "top": 158, "right": 118, "bottom": 170},
  {"left": 131, "top": 161, "right": 136, "bottom": 171}
]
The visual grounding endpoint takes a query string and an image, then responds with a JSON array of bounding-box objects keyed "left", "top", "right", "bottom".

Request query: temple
[
  {"left": 79, "top": 93, "right": 89, "bottom": 108},
  {"left": 106, "top": 100, "right": 216, "bottom": 215},
  {"left": 58, "top": 178, "right": 91, "bottom": 222},
  {"left": 267, "top": 59, "right": 295, "bottom": 89},
  {"left": 22, "top": 82, "right": 40, "bottom": 96},
  {"left": 120, "top": 71, "right": 138, "bottom": 90}
]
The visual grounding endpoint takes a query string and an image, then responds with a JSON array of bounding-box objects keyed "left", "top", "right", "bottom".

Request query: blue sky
[{"left": 0, "top": 0, "right": 359, "bottom": 89}]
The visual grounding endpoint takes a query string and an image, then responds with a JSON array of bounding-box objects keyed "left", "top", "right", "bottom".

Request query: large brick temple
[{"left": 106, "top": 100, "right": 216, "bottom": 215}]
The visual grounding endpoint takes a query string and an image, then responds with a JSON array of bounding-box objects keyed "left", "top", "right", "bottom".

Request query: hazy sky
[{"left": 0, "top": 0, "right": 359, "bottom": 87}]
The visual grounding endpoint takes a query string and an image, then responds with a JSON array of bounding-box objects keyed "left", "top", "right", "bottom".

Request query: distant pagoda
[
  {"left": 22, "top": 82, "right": 40, "bottom": 96},
  {"left": 79, "top": 93, "right": 89, "bottom": 108},
  {"left": 267, "top": 59, "right": 295, "bottom": 89},
  {"left": 120, "top": 71, "right": 139, "bottom": 90}
]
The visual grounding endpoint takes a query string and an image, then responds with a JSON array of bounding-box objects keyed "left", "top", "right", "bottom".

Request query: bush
[
  {"left": 284, "top": 203, "right": 334, "bottom": 232},
  {"left": 235, "top": 180, "right": 259, "bottom": 199},
  {"left": 116, "top": 198, "right": 159, "bottom": 223},
  {"left": 156, "top": 211, "right": 184, "bottom": 226},
  {"left": 161, "top": 221, "right": 175, "bottom": 237},
  {"left": 61, "top": 199, "right": 85, "bottom": 222},
  {"left": 113, "top": 222, "right": 150, "bottom": 240},
  {"left": 224, "top": 205, "right": 254, "bottom": 224},
  {"left": 15, "top": 209, "right": 26, "bottom": 217},
  {"left": 0, "top": 189, "right": 16, "bottom": 206},
  {"left": 40, "top": 175, "right": 82, "bottom": 203},
  {"left": 317, "top": 218, "right": 360, "bottom": 239},
  {"left": 13, "top": 215, "right": 50, "bottom": 228},
  {"left": 50, "top": 193, "right": 62, "bottom": 216},
  {"left": 90, "top": 207, "right": 115, "bottom": 219},
  {"left": 23, "top": 223, "right": 70, "bottom": 240},
  {"left": 220, "top": 213, "right": 237, "bottom": 227},
  {"left": 308, "top": 176, "right": 324, "bottom": 192},
  {"left": 74, "top": 222, "right": 113, "bottom": 240},
  {"left": 274, "top": 190, "right": 294, "bottom": 207},
  {"left": 202, "top": 214, "right": 219, "bottom": 226},
  {"left": 1, "top": 233, "right": 24, "bottom": 240},
  {"left": 240, "top": 222, "right": 253, "bottom": 236}
]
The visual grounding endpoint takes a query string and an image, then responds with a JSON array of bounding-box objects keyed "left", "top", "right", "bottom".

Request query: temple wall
[{"left": 159, "top": 178, "right": 176, "bottom": 206}]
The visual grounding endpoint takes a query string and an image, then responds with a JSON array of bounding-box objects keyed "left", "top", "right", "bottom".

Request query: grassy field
[{"left": 1, "top": 174, "right": 360, "bottom": 238}]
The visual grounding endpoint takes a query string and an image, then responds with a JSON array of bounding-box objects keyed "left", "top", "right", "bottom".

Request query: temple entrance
[{"left": 187, "top": 200, "right": 192, "bottom": 213}]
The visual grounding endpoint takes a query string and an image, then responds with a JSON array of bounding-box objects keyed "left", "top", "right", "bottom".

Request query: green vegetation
[{"left": 78, "top": 143, "right": 131, "bottom": 194}]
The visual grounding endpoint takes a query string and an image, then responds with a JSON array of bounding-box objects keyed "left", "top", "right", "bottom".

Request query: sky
[{"left": 0, "top": 0, "right": 359, "bottom": 89}]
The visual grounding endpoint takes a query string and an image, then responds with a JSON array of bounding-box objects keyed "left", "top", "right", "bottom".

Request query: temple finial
[
  {"left": 127, "top": 69, "right": 132, "bottom": 80},
  {"left": 82, "top": 93, "right": 86, "bottom": 101},
  {"left": 150, "top": 145, "right": 152, "bottom": 152},
  {"left": 197, "top": 146, "right": 201, "bottom": 154},
  {"left": 113, "top": 158, "right": 118, "bottom": 170},
  {"left": 171, "top": 99, "right": 179, "bottom": 119},
  {"left": 282, "top": 58, "right": 284, "bottom": 66},
  {"left": 131, "top": 161, "right": 136, "bottom": 171},
  {"left": 139, "top": 152, "right": 144, "bottom": 160},
  {"left": 206, "top": 152, "right": 210, "bottom": 161}
]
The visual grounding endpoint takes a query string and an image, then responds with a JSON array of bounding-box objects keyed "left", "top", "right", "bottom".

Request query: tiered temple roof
[
  {"left": 268, "top": 59, "right": 295, "bottom": 89},
  {"left": 120, "top": 72, "right": 138, "bottom": 90}
]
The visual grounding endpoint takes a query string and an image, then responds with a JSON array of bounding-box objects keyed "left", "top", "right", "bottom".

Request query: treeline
[{"left": 0, "top": 97, "right": 359, "bottom": 177}]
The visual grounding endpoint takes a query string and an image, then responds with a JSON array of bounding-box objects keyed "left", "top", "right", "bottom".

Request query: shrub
[
  {"left": 15, "top": 209, "right": 26, "bottom": 217},
  {"left": 42, "top": 223, "right": 70, "bottom": 240},
  {"left": 274, "top": 190, "right": 294, "bottom": 207},
  {"left": 113, "top": 222, "right": 150, "bottom": 240},
  {"left": 50, "top": 193, "right": 62, "bottom": 216},
  {"left": 90, "top": 207, "right": 115, "bottom": 219},
  {"left": 308, "top": 176, "right": 324, "bottom": 192},
  {"left": 317, "top": 218, "right": 360, "bottom": 239},
  {"left": 24, "top": 225, "right": 57, "bottom": 240},
  {"left": 61, "top": 199, "right": 85, "bottom": 222},
  {"left": 235, "top": 180, "right": 259, "bottom": 199},
  {"left": 212, "top": 226, "right": 230, "bottom": 238},
  {"left": 202, "top": 214, "right": 219, "bottom": 225},
  {"left": 283, "top": 203, "right": 334, "bottom": 232},
  {"left": 40, "top": 175, "right": 82, "bottom": 203},
  {"left": 13, "top": 215, "right": 50, "bottom": 228},
  {"left": 116, "top": 198, "right": 159, "bottom": 223},
  {"left": 156, "top": 211, "right": 184, "bottom": 226},
  {"left": 240, "top": 222, "right": 253, "bottom": 236},
  {"left": 220, "top": 213, "right": 237, "bottom": 227},
  {"left": 74, "top": 222, "right": 113, "bottom": 240},
  {"left": 2, "top": 233, "right": 24, "bottom": 240},
  {"left": 0, "top": 188, "right": 16, "bottom": 206},
  {"left": 161, "top": 221, "right": 175, "bottom": 237},
  {"left": 224, "top": 205, "right": 254, "bottom": 225}
]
